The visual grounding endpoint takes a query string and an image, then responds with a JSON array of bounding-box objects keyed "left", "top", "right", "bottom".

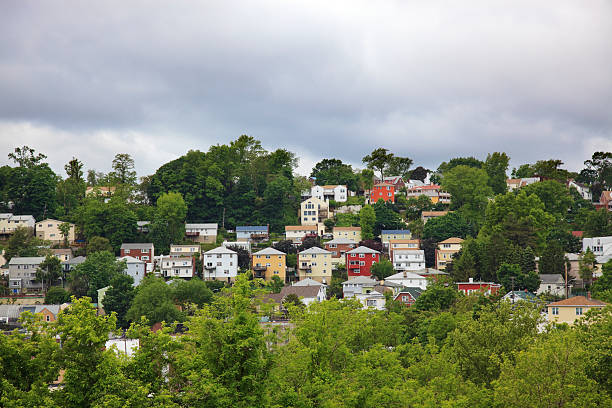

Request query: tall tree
[
  {"left": 359, "top": 205, "right": 376, "bottom": 240},
  {"left": 127, "top": 276, "right": 185, "bottom": 325},
  {"left": 578, "top": 249, "right": 596, "bottom": 287},
  {"left": 68, "top": 251, "right": 126, "bottom": 301},
  {"left": 484, "top": 152, "right": 510, "bottom": 195},
  {"left": 103, "top": 274, "right": 135, "bottom": 329},
  {"left": 310, "top": 158, "right": 359, "bottom": 191},
  {"left": 437, "top": 156, "right": 483, "bottom": 174},
  {"left": 36, "top": 255, "right": 62, "bottom": 292},
  {"left": 409, "top": 166, "right": 429, "bottom": 182},
  {"left": 442, "top": 165, "right": 493, "bottom": 228},
  {"left": 149, "top": 191, "right": 188, "bottom": 254},
  {"left": 362, "top": 148, "right": 403, "bottom": 179},
  {"left": 387, "top": 156, "right": 414, "bottom": 180},
  {"left": 8, "top": 145, "right": 47, "bottom": 168},
  {"left": 110, "top": 153, "right": 137, "bottom": 185}
]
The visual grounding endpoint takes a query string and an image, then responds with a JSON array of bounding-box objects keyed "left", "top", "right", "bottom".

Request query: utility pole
[
  {"left": 510, "top": 276, "right": 515, "bottom": 303},
  {"left": 564, "top": 262, "right": 568, "bottom": 299},
  {"left": 222, "top": 207, "right": 226, "bottom": 230}
]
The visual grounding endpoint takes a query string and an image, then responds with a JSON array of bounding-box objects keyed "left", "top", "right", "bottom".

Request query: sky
[{"left": 0, "top": 0, "right": 611, "bottom": 179}]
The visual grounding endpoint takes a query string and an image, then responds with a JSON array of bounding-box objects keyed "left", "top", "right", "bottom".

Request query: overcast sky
[{"left": 1, "top": 0, "right": 611, "bottom": 179}]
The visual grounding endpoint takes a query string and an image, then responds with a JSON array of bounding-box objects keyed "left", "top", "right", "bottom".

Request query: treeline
[{"left": 1, "top": 275, "right": 611, "bottom": 408}]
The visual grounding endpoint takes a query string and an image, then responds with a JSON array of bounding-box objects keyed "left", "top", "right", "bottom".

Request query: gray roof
[
  {"left": 325, "top": 238, "right": 358, "bottom": 245},
  {"left": 397, "top": 287, "right": 423, "bottom": 298},
  {"left": 0, "top": 305, "right": 21, "bottom": 319},
  {"left": 121, "top": 243, "right": 154, "bottom": 250},
  {"left": 185, "top": 223, "right": 218, "bottom": 229},
  {"left": 293, "top": 278, "right": 323, "bottom": 287},
  {"left": 386, "top": 271, "right": 427, "bottom": 280},
  {"left": 8, "top": 256, "right": 46, "bottom": 265},
  {"left": 342, "top": 276, "right": 377, "bottom": 285},
  {"left": 236, "top": 226, "right": 268, "bottom": 232},
  {"left": 204, "top": 246, "right": 237, "bottom": 255},
  {"left": 253, "top": 247, "right": 285, "bottom": 256},
  {"left": 65, "top": 256, "right": 86, "bottom": 265},
  {"left": 299, "top": 246, "right": 331, "bottom": 255},
  {"left": 34, "top": 305, "right": 61, "bottom": 314},
  {"left": 539, "top": 274, "right": 564, "bottom": 284},
  {"left": 117, "top": 256, "right": 144, "bottom": 264},
  {"left": 280, "top": 285, "right": 321, "bottom": 299},
  {"left": 137, "top": 221, "right": 150, "bottom": 226},
  {"left": 346, "top": 246, "right": 380, "bottom": 254}
]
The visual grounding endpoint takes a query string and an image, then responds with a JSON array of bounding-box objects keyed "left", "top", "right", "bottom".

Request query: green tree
[
  {"left": 4, "top": 160, "right": 58, "bottom": 220},
  {"left": 441, "top": 165, "right": 492, "bottom": 227},
  {"left": 497, "top": 262, "right": 539, "bottom": 292},
  {"left": 409, "top": 166, "right": 429, "bottom": 182},
  {"left": 269, "top": 275, "right": 284, "bottom": 293},
  {"left": 422, "top": 211, "right": 471, "bottom": 242},
  {"left": 58, "top": 222, "right": 72, "bottom": 247},
  {"left": 310, "top": 158, "right": 360, "bottom": 191},
  {"left": 127, "top": 276, "right": 185, "bottom": 325},
  {"left": 414, "top": 280, "right": 458, "bottom": 311},
  {"left": 44, "top": 286, "right": 71, "bottom": 304},
  {"left": 583, "top": 209, "right": 612, "bottom": 237},
  {"left": 149, "top": 191, "right": 188, "bottom": 254},
  {"left": 8, "top": 145, "right": 47, "bottom": 168},
  {"left": 578, "top": 249, "right": 597, "bottom": 287},
  {"left": 362, "top": 148, "right": 394, "bottom": 179},
  {"left": 370, "top": 259, "right": 394, "bottom": 280},
  {"left": 4, "top": 226, "right": 44, "bottom": 261},
  {"left": 521, "top": 179, "right": 573, "bottom": 217},
  {"left": 511, "top": 163, "right": 534, "bottom": 178},
  {"left": 171, "top": 278, "right": 213, "bottom": 310},
  {"left": 531, "top": 159, "right": 570, "bottom": 182},
  {"left": 387, "top": 156, "right": 414, "bottom": 180},
  {"left": 103, "top": 274, "right": 135, "bottom": 329},
  {"left": 68, "top": 251, "right": 126, "bottom": 301},
  {"left": 438, "top": 156, "right": 483, "bottom": 174},
  {"left": 373, "top": 200, "right": 404, "bottom": 236},
  {"left": 484, "top": 152, "right": 509, "bottom": 195},
  {"left": 359, "top": 205, "right": 376, "bottom": 240},
  {"left": 109, "top": 153, "right": 137, "bottom": 186},
  {"left": 591, "top": 260, "right": 612, "bottom": 299},
  {"left": 226, "top": 245, "right": 252, "bottom": 270},
  {"left": 75, "top": 198, "right": 138, "bottom": 252},
  {"left": 87, "top": 236, "right": 113, "bottom": 254},
  {"left": 359, "top": 168, "right": 375, "bottom": 191},
  {"left": 538, "top": 241, "right": 566, "bottom": 276},
  {"left": 36, "top": 255, "right": 62, "bottom": 292}
]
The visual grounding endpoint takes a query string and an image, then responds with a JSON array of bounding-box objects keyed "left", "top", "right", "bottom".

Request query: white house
[
  {"left": 185, "top": 223, "right": 218, "bottom": 244},
  {"left": 536, "top": 274, "right": 567, "bottom": 297},
  {"left": 392, "top": 250, "right": 425, "bottom": 271},
  {"left": 342, "top": 275, "right": 378, "bottom": 298},
  {"left": 384, "top": 270, "right": 429, "bottom": 290},
  {"left": 222, "top": 240, "right": 251, "bottom": 253},
  {"left": 582, "top": 236, "right": 612, "bottom": 263},
  {"left": 117, "top": 256, "right": 146, "bottom": 286},
  {"left": 568, "top": 180, "right": 592, "bottom": 201},
  {"left": 285, "top": 225, "right": 318, "bottom": 243},
  {"left": 159, "top": 256, "right": 194, "bottom": 279},
  {"left": 281, "top": 283, "right": 326, "bottom": 306},
  {"left": 305, "top": 185, "right": 348, "bottom": 202},
  {"left": 169, "top": 244, "right": 201, "bottom": 257},
  {"left": 203, "top": 246, "right": 238, "bottom": 282},
  {"left": 0, "top": 214, "right": 36, "bottom": 236}
]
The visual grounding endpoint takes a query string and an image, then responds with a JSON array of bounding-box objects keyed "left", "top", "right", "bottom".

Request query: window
[
  {"left": 46, "top": 315, "right": 50, "bottom": 322},
  {"left": 125, "top": 249, "right": 130, "bottom": 254},
  {"left": 224, "top": 269, "right": 229, "bottom": 274},
  {"left": 217, "top": 262, "right": 222, "bottom": 266},
  {"left": 266, "top": 255, "right": 270, "bottom": 259},
  {"left": 217, "top": 254, "right": 222, "bottom": 258},
  {"left": 141, "top": 256, "right": 149, "bottom": 261},
  {"left": 359, "top": 253, "right": 365, "bottom": 258},
  {"left": 552, "top": 307, "right": 559, "bottom": 315},
  {"left": 366, "top": 300, "right": 376, "bottom": 307},
  {"left": 359, "top": 261, "right": 365, "bottom": 266},
  {"left": 142, "top": 249, "right": 149, "bottom": 253},
  {"left": 576, "top": 307, "right": 583, "bottom": 315}
]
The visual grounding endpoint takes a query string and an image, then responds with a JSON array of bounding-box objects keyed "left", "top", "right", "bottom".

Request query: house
[
  {"left": 85, "top": 186, "right": 116, "bottom": 199},
  {"left": 170, "top": 244, "right": 201, "bottom": 258},
  {"left": 583, "top": 236, "right": 612, "bottom": 261},
  {"left": 595, "top": 191, "right": 612, "bottom": 211},
  {"left": 567, "top": 179, "right": 592, "bottom": 201},
  {"left": 421, "top": 211, "right": 449, "bottom": 223},
  {"left": 345, "top": 246, "right": 380, "bottom": 277},
  {"left": 406, "top": 185, "right": 451, "bottom": 204},
  {"left": 21, "top": 305, "right": 61, "bottom": 323},
  {"left": 374, "top": 176, "right": 405, "bottom": 190},
  {"left": 285, "top": 225, "right": 318, "bottom": 243},
  {"left": 252, "top": 247, "right": 287, "bottom": 281},
  {"left": 324, "top": 238, "right": 358, "bottom": 264},
  {"left": 159, "top": 256, "right": 195, "bottom": 279},
  {"left": 137, "top": 221, "right": 150, "bottom": 234},
  {"left": 388, "top": 239, "right": 420, "bottom": 259},
  {"left": 117, "top": 256, "right": 146, "bottom": 286},
  {"left": 370, "top": 183, "right": 395, "bottom": 203},
  {"left": 333, "top": 226, "right": 361, "bottom": 242},
  {"left": 456, "top": 279, "right": 502, "bottom": 296},
  {"left": 185, "top": 223, "right": 218, "bottom": 244},
  {"left": 50, "top": 248, "right": 73, "bottom": 263},
  {"left": 280, "top": 284, "right": 327, "bottom": 306},
  {"left": 120, "top": 243, "right": 154, "bottom": 273},
  {"left": 506, "top": 178, "right": 540, "bottom": 191},
  {"left": 297, "top": 246, "right": 333, "bottom": 284},
  {"left": 392, "top": 250, "right": 425, "bottom": 271},
  {"left": 0, "top": 305, "right": 21, "bottom": 325},
  {"left": 384, "top": 270, "right": 429, "bottom": 290},
  {"left": 547, "top": 295, "right": 607, "bottom": 325},
  {"left": 8, "top": 256, "right": 46, "bottom": 293},
  {"left": 355, "top": 286, "right": 389, "bottom": 310},
  {"left": 393, "top": 287, "right": 423, "bottom": 307},
  {"left": 203, "top": 246, "right": 238, "bottom": 282},
  {"left": 222, "top": 240, "right": 251, "bottom": 253},
  {"left": 435, "top": 237, "right": 464, "bottom": 270},
  {"left": 342, "top": 275, "right": 378, "bottom": 298},
  {"left": 62, "top": 255, "right": 86, "bottom": 275},
  {"left": 537, "top": 274, "right": 567, "bottom": 297},
  {"left": 404, "top": 179, "right": 425, "bottom": 189},
  {"left": 304, "top": 184, "right": 348, "bottom": 202},
  {"left": 502, "top": 291, "right": 538, "bottom": 304},
  {"left": 236, "top": 225, "right": 269, "bottom": 242},
  {"left": 300, "top": 196, "right": 329, "bottom": 225},
  {"left": 35, "top": 219, "right": 76, "bottom": 244},
  {"left": 0, "top": 214, "right": 36, "bottom": 238},
  {"left": 381, "top": 230, "right": 412, "bottom": 247}
]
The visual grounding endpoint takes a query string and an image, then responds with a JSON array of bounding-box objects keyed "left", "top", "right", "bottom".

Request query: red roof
[
  {"left": 571, "top": 231, "right": 584, "bottom": 238},
  {"left": 548, "top": 296, "right": 607, "bottom": 307}
]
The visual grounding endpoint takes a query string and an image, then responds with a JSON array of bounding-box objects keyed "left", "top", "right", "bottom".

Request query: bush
[{"left": 44, "top": 287, "right": 71, "bottom": 304}]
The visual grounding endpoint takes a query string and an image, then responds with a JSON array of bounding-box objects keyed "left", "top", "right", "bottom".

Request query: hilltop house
[
  {"left": 117, "top": 256, "right": 146, "bottom": 286},
  {"left": 35, "top": 219, "right": 76, "bottom": 245},
  {"left": 8, "top": 256, "right": 46, "bottom": 294},
  {"left": 456, "top": 279, "right": 502, "bottom": 296},
  {"left": 170, "top": 244, "right": 201, "bottom": 258},
  {"left": 370, "top": 183, "right": 395, "bottom": 203},
  {"left": 159, "top": 256, "right": 195, "bottom": 279},
  {"left": 381, "top": 230, "right": 412, "bottom": 247},
  {"left": 300, "top": 196, "right": 329, "bottom": 225},
  {"left": 388, "top": 239, "right": 420, "bottom": 259},
  {"left": 285, "top": 225, "right": 319, "bottom": 243},
  {"left": 406, "top": 185, "right": 450, "bottom": 204},
  {"left": 435, "top": 237, "right": 463, "bottom": 270},
  {"left": 392, "top": 250, "right": 425, "bottom": 271},
  {"left": 236, "top": 226, "right": 269, "bottom": 242},
  {"left": 120, "top": 243, "right": 154, "bottom": 273},
  {"left": 303, "top": 184, "right": 348, "bottom": 202},
  {"left": 421, "top": 211, "right": 449, "bottom": 223},
  {"left": 537, "top": 274, "right": 567, "bottom": 297},
  {"left": 333, "top": 226, "right": 361, "bottom": 242},
  {"left": 0, "top": 214, "right": 36, "bottom": 238},
  {"left": 385, "top": 270, "right": 429, "bottom": 290}
]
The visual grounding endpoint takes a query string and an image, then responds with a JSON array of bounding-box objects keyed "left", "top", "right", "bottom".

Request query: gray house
[
  {"left": 537, "top": 274, "right": 568, "bottom": 297},
  {"left": 8, "top": 256, "right": 45, "bottom": 294}
]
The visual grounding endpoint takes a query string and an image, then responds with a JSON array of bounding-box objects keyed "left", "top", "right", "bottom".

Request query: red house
[
  {"left": 345, "top": 246, "right": 380, "bottom": 277},
  {"left": 324, "top": 238, "right": 358, "bottom": 260},
  {"left": 120, "top": 243, "right": 155, "bottom": 273},
  {"left": 393, "top": 287, "right": 423, "bottom": 307},
  {"left": 456, "top": 278, "right": 501, "bottom": 296},
  {"left": 370, "top": 183, "right": 395, "bottom": 203}
]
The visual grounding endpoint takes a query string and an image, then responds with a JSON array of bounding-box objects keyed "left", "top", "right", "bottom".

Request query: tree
[
  {"left": 437, "top": 156, "right": 483, "bottom": 174},
  {"left": 44, "top": 286, "right": 70, "bottom": 304},
  {"left": 36, "top": 255, "right": 62, "bottom": 292},
  {"left": 441, "top": 165, "right": 492, "bottom": 227},
  {"left": 521, "top": 180, "right": 573, "bottom": 217},
  {"left": 127, "top": 276, "right": 185, "bottom": 325},
  {"left": 171, "top": 278, "right": 213, "bottom": 309},
  {"left": 497, "top": 263, "right": 539, "bottom": 292},
  {"left": 298, "top": 236, "right": 322, "bottom": 252},
  {"left": 103, "top": 274, "right": 135, "bottom": 329},
  {"left": 283, "top": 293, "right": 304, "bottom": 308},
  {"left": 409, "top": 166, "right": 429, "bottom": 182},
  {"left": 531, "top": 159, "right": 571, "bottom": 182},
  {"left": 359, "top": 205, "right": 376, "bottom": 240},
  {"left": 68, "top": 251, "right": 126, "bottom": 301},
  {"left": 269, "top": 275, "right": 284, "bottom": 293},
  {"left": 64, "top": 157, "right": 84, "bottom": 182},
  {"left": 4, "top": 226, "right": 43, "bottom": 261},
  {"left": 370, "top": 259, "right": 394, "bottom": 280},
  {"left": 511, "top": 163, "right": 534, "bottom": 178},
  {"left": 414, "top": 280, "right": 458, "bottom": 311},
  {"left": 583, "top": 209, "right": 612, "bottom": 237},
  {"left": 273, "top": 240, "right": 297, "bottom": 254},
  {"left": 226, "top": 245, "right": 251, "bottom": 270},
  {"left": 86, "top": 236, "right": 113, "bottom": 254},
  {"left": 359, "top": 168, "right": 375, "bottom": 191},
  {"left": 484, "top": 152, "right": 509, "bottom": 195},
  {"left": 373, "top": 200, "right": 404, "bottom": 236},
  {"left": 310, "top": 158, "right": 359, "bottom": 191},
  {"left": 362, "top": 148, "right": 394, "bottom": 179},
  {"left": 591, "top": 260, "right": 612, "bottom": 299},
  {"left": 538, "top": 241, "right": 566, "bottom": 276},
  {"left": 58, "top": 222, "right": 72, "bottom": 247},
  {"left": 8, "top": 145, "right": 47, "bottom": 168},
  {"left": 387, "top": 156, "right": 414, "bottom": 180},
  {"left": 149, "top": 191, "right": 187, "bottom": 254},
  {"left": 578, "top": 249, "right": 596, "bottom": 287},
  {"left": 109, "top": 153, "right": 137, "bottom": 186},
  {"left": 422, "top": 211, "right": 471, "bottom": 242}
]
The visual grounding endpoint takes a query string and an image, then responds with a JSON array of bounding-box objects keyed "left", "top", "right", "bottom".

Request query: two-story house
[
  {"left": 185, "top": 223, "right": 218, "bottom": 244},
  {"left": 307, "top": 184, "right": 348, "bottom": 202},
  {"left": 583, "top": 236, "right": 612, "bottom": 262},
  {"left": 170, "top": 244, "right": 201, "bottom": 258},
  {"left": 421, "top": 211, "right": 449, "bottom": 224},
  {"left": 8, "top": 256, "right": 46, "bottom": 294},
  {"left": 547, "top": 295, "right": 607, "bottom": 325},
  {"left": 160, "top": 256, "right": 195, "bottom": 279},
  {"left": 370, "top": 183, "right": 395, "bottom": 203},
  {"left": 35, "top": 219, "right": 76, "bottom": 245},
  {"left": 456, "top": 278, "right": 501, "bottom": 296},
  {"left": 300, "top": 196, "right": 329, "bottom": 225},
  {"left": 596, "top": 191, "right": 612, "bottom": 211},
  {"left": 435, "top": 237, "right": 463, "bottom": 270},
  {"left": 392, "top": 249, "right": 425, "bottom": 271},
  {"left": 117, "top": 256, "right": 146, "bottom": 286},
  {"left": 236, "top": 226, "right": 269, "bottom": 242},
  {"left": 537, "top": 274, "right": 568, "bottom": 297},
  {"left": 388, "top": 239, "right": 420, "bottom": 258},
  {"left": 297, "top": 246, "right": 333, "bottom": 283},
  {"left": 385, "top": 271, "right": 429, "bottom": 290},
  {"left": 342, "top": 275, "right": 378, "bottom": 298},
  {"left": 567, "top": 179, "right": 592, "bottom": 201},
  {"left": 120, "top": 243, "right": 154, "bottom": 273},
  {"left": 393, "top": 287, "right": 423, "bottom": 307},
  {"left": 345, "top": 246, "right": 380, "bottom": 277},
  {"left": 506, "top": 177, "right": 540, "bottom": 191},
  {"left": 50, "top": 248, "right": 72, "bottom": 263},
  {"left": 333, "top": 226, "right": 361, "bottom": 242},
  {"left": 0, "top": 214, "right": 36, "bottom": 238},
  {"left": 381, "top": 230, "right": 412, "bottom": 247},
  {"left": 324, "top": 238, "right": 358, "bottom": 265},
  {"left": 252, "top": 247, "right": 287, "bottom": 281},
  {"left": 406, "top": 185, "right": 451, "bottom": 204},
  {"left": 203, "top": 246, "right": 238, "bottom": 282},
  {"left": 285, "top": 225, "right": 318, "bottom": 244}
]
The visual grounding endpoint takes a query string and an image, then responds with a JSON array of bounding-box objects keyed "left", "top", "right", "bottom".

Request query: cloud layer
[{"left": 1, "top": 0, "right": 611, "bottom": 177}]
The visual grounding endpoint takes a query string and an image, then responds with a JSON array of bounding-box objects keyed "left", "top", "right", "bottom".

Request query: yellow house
[
  {"left": 297, "top": 246, "right": 333, "bottom": 284},
  {"left": 300, "top": 196, "right": 329, "bottom": 225},
  {"left": 252, "top": 247, "right": 287, "bottom": 281},
  {"left": 388, "top": 239, "right": 420, "bottom": 258},
  {"left": 436, "top": 237, "right": 464, "bottom": 270},
  {"left": 170, "top": 244, "right": 201, "bottom": 257},
  {"left": 333, "top": 226, "right": 361, "bottom": 242},
  {"left": 547, "top": 296, "right": 607, "bottom": 325},
  {"left": 35, "top": 219, "right": 76, "bottom": 244}
]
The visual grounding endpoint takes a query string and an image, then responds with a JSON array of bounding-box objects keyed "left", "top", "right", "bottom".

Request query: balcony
[
  {"left": 204, "top": 264, "right": 215, "bottom": 270},
  {"left": 185, "top": 231, "right": 200, "bottom": 236}
]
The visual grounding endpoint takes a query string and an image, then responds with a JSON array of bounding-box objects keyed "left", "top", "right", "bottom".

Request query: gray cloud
[{"left": 0, "top": 0, "right": 610, "bottom": 177}]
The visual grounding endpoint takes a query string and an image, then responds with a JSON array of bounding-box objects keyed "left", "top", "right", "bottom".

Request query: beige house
[
  {"left": 297, "top": 246, "right": 333, "bottom": 284},
  {"left": 50, "top": 248, "right": 73, "bottom": 262},
  {"left": 333, "top": 226, "right": 361, "bottom": 242},
  {"left": 285, "top": 225, "right": 318, "bottom": 243},
  {"left": 388, "top": 239, "right": 420, "bottom": 258},
  {"left": 252, "top": 247, "right": 287, "bottom": 281},
  {"left": 300, "top": 196, "right": 329, "bottom": 225},
  {"left": 421, "top": 211, "right": 449, "bottom": 223},
  {"left": 435, "top": 237, "right": 463, "bottom": 270},
  {"left": 547, "top": 296, "right": 607, "bottom": 325},
  {"left": 170, "top": 244, "right": 201, "bottom": 257},
  {"left": 185, "top": 223, "right": 218, "bottom": 244},
  {"left": 0, "top": 213, "right": 36, "bottom": 237},
  {"left": 35, "top": 219, "right": 76, "bottom": 244},
  {"left": 381, "top": 230, "right": 412, "bottom": 246}
]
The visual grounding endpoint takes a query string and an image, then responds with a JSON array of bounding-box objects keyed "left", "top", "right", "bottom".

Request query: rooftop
[
  {"left": 236, "top": 225, "right": 268, "bottom": 232},
  {"left": 9, "top": 256, "right": 46, "bottom": 265},
  {"left": 548, "top": 296, "right": 607, "bottom": 307},
  {"left": 439, "top": 237, "right": 464, "bottom": 244},
  {"left": 325, "top": 238, "right": 358, "bottom": 245},
  {"left": 299, "top": 246, "right": 331, "bottom": 255},
  {"left": 285, "top": 225, "right": 317, "bottom": 231},
  {"left": 342, "top": 275, "right": 378, "bottom": 285},
  {"left": 293, "top": 278, "right": 323, "bottom": 287},
  {"left": 346, "top": 246, "right": 380, "bottom": 254},
  {"left": 382, "top": 230, "right": 411, "bottom": 234},
  {"left": 204, "top": 246, "right": 237, "bottom": 255},
  {"left": 121, "top": 243, "right": 154, "bottom": 250},
  {"left": 253, "top": 247, "right": 286, "bottom": 256}
]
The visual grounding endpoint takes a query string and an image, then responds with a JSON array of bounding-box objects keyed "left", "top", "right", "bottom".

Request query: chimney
[{"left": 469, "top": 277, "right": 473, "bottom": 283}]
